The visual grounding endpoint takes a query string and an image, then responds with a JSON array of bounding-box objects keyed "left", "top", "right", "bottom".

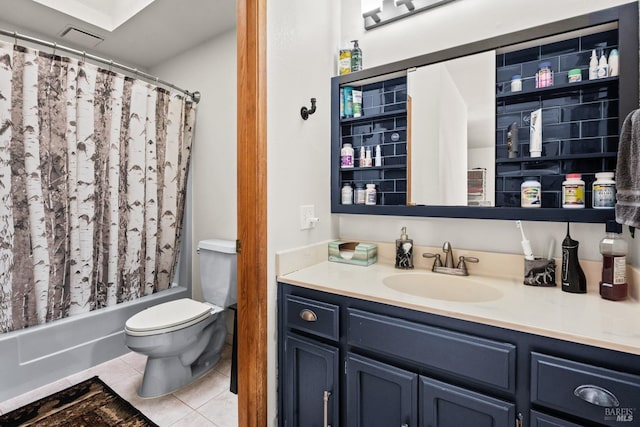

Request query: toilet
[{"left": 124, "top": 239, "right": 237, "bottom": 398}]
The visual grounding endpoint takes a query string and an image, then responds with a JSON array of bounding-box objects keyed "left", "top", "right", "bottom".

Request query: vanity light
[
  {"left": 362, "top": 0, "right": 457, "bottom": 30},
  {"left": 361, "top": 0, "right": 383, "bottom": 24}
]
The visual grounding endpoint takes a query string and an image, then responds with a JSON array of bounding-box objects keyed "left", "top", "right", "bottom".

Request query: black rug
[{"left": 0, "top": 376, "right": 157, "bottom": 426}]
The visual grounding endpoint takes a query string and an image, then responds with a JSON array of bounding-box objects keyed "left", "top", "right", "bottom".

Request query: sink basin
[{"left": 383, "top": 273, "right": 503, "bottom": 302}]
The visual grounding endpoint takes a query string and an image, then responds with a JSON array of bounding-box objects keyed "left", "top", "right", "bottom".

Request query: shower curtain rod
[{"left": 0, "top": 28, "right": 201, "bottom": 104}]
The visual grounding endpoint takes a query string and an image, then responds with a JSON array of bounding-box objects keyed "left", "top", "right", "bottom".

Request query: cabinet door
[
  {"left": 420, "top": 376, "right": 515, "bottom": 427},
  {"left": 346, "top": 352, "right": 418, "bottom": 427},
  {"left": 285, "top": 333, "right": 339, "bottom": 427}
]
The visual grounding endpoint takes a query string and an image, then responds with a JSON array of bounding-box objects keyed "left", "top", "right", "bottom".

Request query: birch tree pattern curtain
[{"left": 0, "top": 43, "right": 196, "bottom": 333}]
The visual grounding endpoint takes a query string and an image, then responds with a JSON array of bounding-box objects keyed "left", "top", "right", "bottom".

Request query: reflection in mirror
[{"left": 407, "top": 51, "right": 496, "bottom": 206}]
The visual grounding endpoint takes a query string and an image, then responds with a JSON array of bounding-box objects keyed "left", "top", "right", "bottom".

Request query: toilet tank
[{"left": 197, "top": 239, "right": 237, "bottom": 308}]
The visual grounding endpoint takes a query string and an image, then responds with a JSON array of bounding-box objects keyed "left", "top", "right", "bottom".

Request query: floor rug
[{"left": 0, "top": 376, "right": 157, "bottom": 426}]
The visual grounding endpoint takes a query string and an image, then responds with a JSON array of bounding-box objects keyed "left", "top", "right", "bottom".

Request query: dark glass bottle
[
  {"left": 599, "top": 220, "right": 628, "bottom": 301},
  {"left": 561, "top": 223, "right": 587, "bottom": 293}
]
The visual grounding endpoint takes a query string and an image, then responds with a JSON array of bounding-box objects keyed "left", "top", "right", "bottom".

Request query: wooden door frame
[{"left": 237, "top": 0, "right": 267, "bottom": 426}]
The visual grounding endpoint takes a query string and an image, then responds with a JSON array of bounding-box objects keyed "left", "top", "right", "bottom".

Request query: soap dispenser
[
  {"left": 395, "top": 227, "right": 414, "bottom": 269},
  {"left": 350, "top": 40, "right": 362, "bottom": 72},
  {"left": 561, "top": 223, "right": 586, "bottom": 293}
]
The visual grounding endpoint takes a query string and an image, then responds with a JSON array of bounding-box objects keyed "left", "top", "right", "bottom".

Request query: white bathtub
[{"left": 0, "top": 286, "right": 189, "bottom": 402}]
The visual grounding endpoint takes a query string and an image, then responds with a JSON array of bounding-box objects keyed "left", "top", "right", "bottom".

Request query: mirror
[
  {"left": 407, "top": 51, "right": 495, "bottom": 206},
  {"left": 331, "top": 2, "right": 637, "bottom": 222}
]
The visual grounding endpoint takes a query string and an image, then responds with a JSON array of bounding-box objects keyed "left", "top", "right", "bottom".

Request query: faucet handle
[
  {"left": 422, "top": 252, "right": 443, "bottom": 268},
  {"left": 458, "top": 255, "right": 479, "bottom": 265},
  {"left": 456, "top": 256, "right": 479, "bottom": 274}
]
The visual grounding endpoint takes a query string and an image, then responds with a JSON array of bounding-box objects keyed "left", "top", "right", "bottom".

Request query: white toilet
[{"left": 124, "top": 239, "right": 237, "bottom": 398}]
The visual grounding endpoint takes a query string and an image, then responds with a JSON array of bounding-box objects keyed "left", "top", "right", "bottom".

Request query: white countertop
[{"left": 278, "top": 260, "right": 640, "bottom": 356}]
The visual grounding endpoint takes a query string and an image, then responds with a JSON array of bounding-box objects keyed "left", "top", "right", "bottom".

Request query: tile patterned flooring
[{"left": 0, "top": 344, "right": 238, "bottom": 427}]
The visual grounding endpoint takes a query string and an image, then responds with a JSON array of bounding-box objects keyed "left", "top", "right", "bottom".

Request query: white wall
[
  {"left": 151, "top": 29, "right": 237, "bottom": 301},
  {"left": 267, "top": 0, "right": 341, "bottom": 424},
  {"left": 338, "top": 0, "right": 639, "bottom": 264}
]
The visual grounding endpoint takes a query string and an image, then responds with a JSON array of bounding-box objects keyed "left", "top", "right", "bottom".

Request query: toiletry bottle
[
  {"left": 608, "top": 49, "right": 619, "bottom": 76},
  {"left": 599, "top": 220, "right": 628, "bottom": 301},
  {"left": 350, "top": 40, "right": 362, "bottom": 72},
  {"left": 341, "top": 143, "right": 354, "bottom": 168},
  {"left": 589, "top": 49, "right": 598, "bottom": 80},
  {"left": 561, "top": 223, "right": 587, "bottom": 294},
  {"left": 341, "top": 182, "right": 353, "bottom": 205},
  {"left": 374, "top": 145, "right": 382, "bottom": 166},
  {"left": 395, "top": 227, "right": 414, "bottom": 269},
  {"left": 364, "top": 147, "right": 373, "bottom": 167},
  {"left": 359, "top": 146, "right": 366, "bottom": 167},
  {"left": 507, "top": 122, "right": 519, "bottom": 158},
  {"left": 597, "top": 50, "right": 608, "bottom": 79},
  {"left": 354, "top": 183, "right": 366, "bottom": 204},
  {"left": 365, "top": 183, "right": 376, "bottom": 205}
]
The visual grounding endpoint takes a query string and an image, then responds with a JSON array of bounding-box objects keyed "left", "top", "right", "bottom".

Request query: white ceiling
[{"left": 0, "top": 0, "right": 236, "bottom": 69}]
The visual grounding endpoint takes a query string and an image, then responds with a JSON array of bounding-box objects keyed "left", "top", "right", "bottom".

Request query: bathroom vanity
[{"left": 277, "top": 261, "right": 640, "bottom": 427}]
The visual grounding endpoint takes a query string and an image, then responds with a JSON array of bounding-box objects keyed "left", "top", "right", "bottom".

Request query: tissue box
[{"left": 328, "top": 241, "right": 377, "bottom": 266}]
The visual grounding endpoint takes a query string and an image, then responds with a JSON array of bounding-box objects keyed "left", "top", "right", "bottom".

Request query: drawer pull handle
[
  {"left": 574, "top": 385, "right": 620, "bottom": 407},
  {"left": 300, "top": 309, "right": 318, "bottom": 322},
  {"left": 323, "top": 390, "right": 331, "bottom": 427}
]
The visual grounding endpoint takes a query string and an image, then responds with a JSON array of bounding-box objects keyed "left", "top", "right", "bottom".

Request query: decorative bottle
[
  {"left": 561, "top": 223, "right": 587, "bottom": 294},
  {"left": 599, "top": 220, "right": 628, "bottom": 301},
  {"left": 395, "top": 227, "right": 414, "bottom": 269}
]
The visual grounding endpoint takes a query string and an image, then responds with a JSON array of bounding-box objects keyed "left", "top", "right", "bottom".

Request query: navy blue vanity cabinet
[
  {"left": 345, "top": 352, "right": 418, "bottom": 426},
  {"left": 530, "top": 353, "right": 640, "bottom": 426},
  {"left": 281, "top": 294, "right": 340, "bottom": 427},
  {"left": 277, "top": 282, "right": 640, "bottom": 427},
  {"left": 284, "top": 334, "right": 339, "bottom": 427},
  {"left": 420, "top": 376, "right": 515, "bottom": 427}
]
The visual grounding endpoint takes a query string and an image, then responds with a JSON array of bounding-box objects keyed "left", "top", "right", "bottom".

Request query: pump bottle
[
  {"left": 561, "top": 223, "right": 586, "bottom": 293},
  {"left": 599, "top": 220, "right": 628, "bottom": 301},
  {"left": 350, "top": 40, "right": 362, "bottom": 72},
  {"left": 395, "top": 227, "right": 414, "bottom": 269}
]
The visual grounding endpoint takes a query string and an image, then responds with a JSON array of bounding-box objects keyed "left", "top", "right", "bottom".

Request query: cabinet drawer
[
  {"left": 531, "top": 352, "right": 640, "bottom": 426},
  {"left": 347, "top": 308, "right": 516, "bottom": 392},
  {"left": 530, "top": 410, "right": 584, "bottom": 427},
  {"left": 285, "top": 295, "right": 339, "bottom": 341}
]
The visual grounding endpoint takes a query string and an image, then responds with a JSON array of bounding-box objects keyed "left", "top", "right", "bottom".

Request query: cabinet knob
[
  {"left": 300, "top": 309, "right": 318, "bottom": 322},
  {"left": 574, "top": 384, "right": 620, "bottom": 407}
]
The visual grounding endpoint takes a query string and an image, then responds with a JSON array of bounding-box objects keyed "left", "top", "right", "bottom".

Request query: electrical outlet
[{"left": 299, "top": 205, "right": 318, "bottom": 230}]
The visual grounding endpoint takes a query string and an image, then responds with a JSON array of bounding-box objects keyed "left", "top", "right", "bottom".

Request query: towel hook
[{"left": 300, "top": 97, "right": 317, "bottom": 120}]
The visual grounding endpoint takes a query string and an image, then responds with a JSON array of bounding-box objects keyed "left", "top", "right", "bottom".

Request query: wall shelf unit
[{"left": 495, "top": 27, "right": 620, "bottom": 210}]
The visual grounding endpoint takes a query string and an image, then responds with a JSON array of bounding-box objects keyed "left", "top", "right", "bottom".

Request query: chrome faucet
[{"left": 423, "top": 241, "right": 479, "bottom": 276}]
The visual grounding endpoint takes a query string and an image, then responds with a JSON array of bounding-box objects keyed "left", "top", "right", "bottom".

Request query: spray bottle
[{"left": 561, "top": 223, "right": 586, "bottom": 293}]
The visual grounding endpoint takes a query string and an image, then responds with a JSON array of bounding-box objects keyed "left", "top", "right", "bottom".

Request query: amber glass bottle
[{"left": 599, "top": 221, "right": 628, "bottom": 301}]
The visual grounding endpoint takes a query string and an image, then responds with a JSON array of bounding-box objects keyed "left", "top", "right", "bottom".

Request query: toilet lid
[{"left": 125, "top": 298, "right": 216, "bottom": 334}]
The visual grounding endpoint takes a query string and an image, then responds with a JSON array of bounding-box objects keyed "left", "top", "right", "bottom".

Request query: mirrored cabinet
[{"left": 331, "top": 3, "right": 638, "bottom": 223}]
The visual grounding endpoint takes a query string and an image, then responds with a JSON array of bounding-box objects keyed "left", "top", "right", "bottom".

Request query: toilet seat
[{"left": 125, "top": 298, "right": 222, "bottom": 337}]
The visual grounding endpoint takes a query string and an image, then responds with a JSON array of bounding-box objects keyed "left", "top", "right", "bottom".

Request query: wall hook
[{"left": 300, "top": 97, "right": 317, "bottom": 120}]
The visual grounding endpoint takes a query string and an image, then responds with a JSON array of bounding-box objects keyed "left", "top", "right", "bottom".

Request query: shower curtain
[{"left": 0, "top": 43, "right": 196, "bottom": 333}]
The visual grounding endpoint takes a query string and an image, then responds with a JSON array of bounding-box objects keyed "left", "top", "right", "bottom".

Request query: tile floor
[{"left": 0, "top": 344, "right": 238, "bottom": 427}]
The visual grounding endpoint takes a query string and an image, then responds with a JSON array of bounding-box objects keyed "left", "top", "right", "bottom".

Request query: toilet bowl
[{"left": 124, "top": 239, "right": 237, "bottom": 398}]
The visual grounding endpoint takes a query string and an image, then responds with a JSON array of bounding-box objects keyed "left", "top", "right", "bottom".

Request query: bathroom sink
[{"left": 382, "top": 273, "right": 503, "bottom": 302}]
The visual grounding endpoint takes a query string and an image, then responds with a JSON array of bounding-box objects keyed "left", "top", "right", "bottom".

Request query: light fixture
[{"left": 362, "top": 0, "right": 457, "bottom": 30}]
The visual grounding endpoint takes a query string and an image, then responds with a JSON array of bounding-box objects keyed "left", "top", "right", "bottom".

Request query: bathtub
[{"left": 0, "top": 286, "right": 190, "bottom": 402}]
